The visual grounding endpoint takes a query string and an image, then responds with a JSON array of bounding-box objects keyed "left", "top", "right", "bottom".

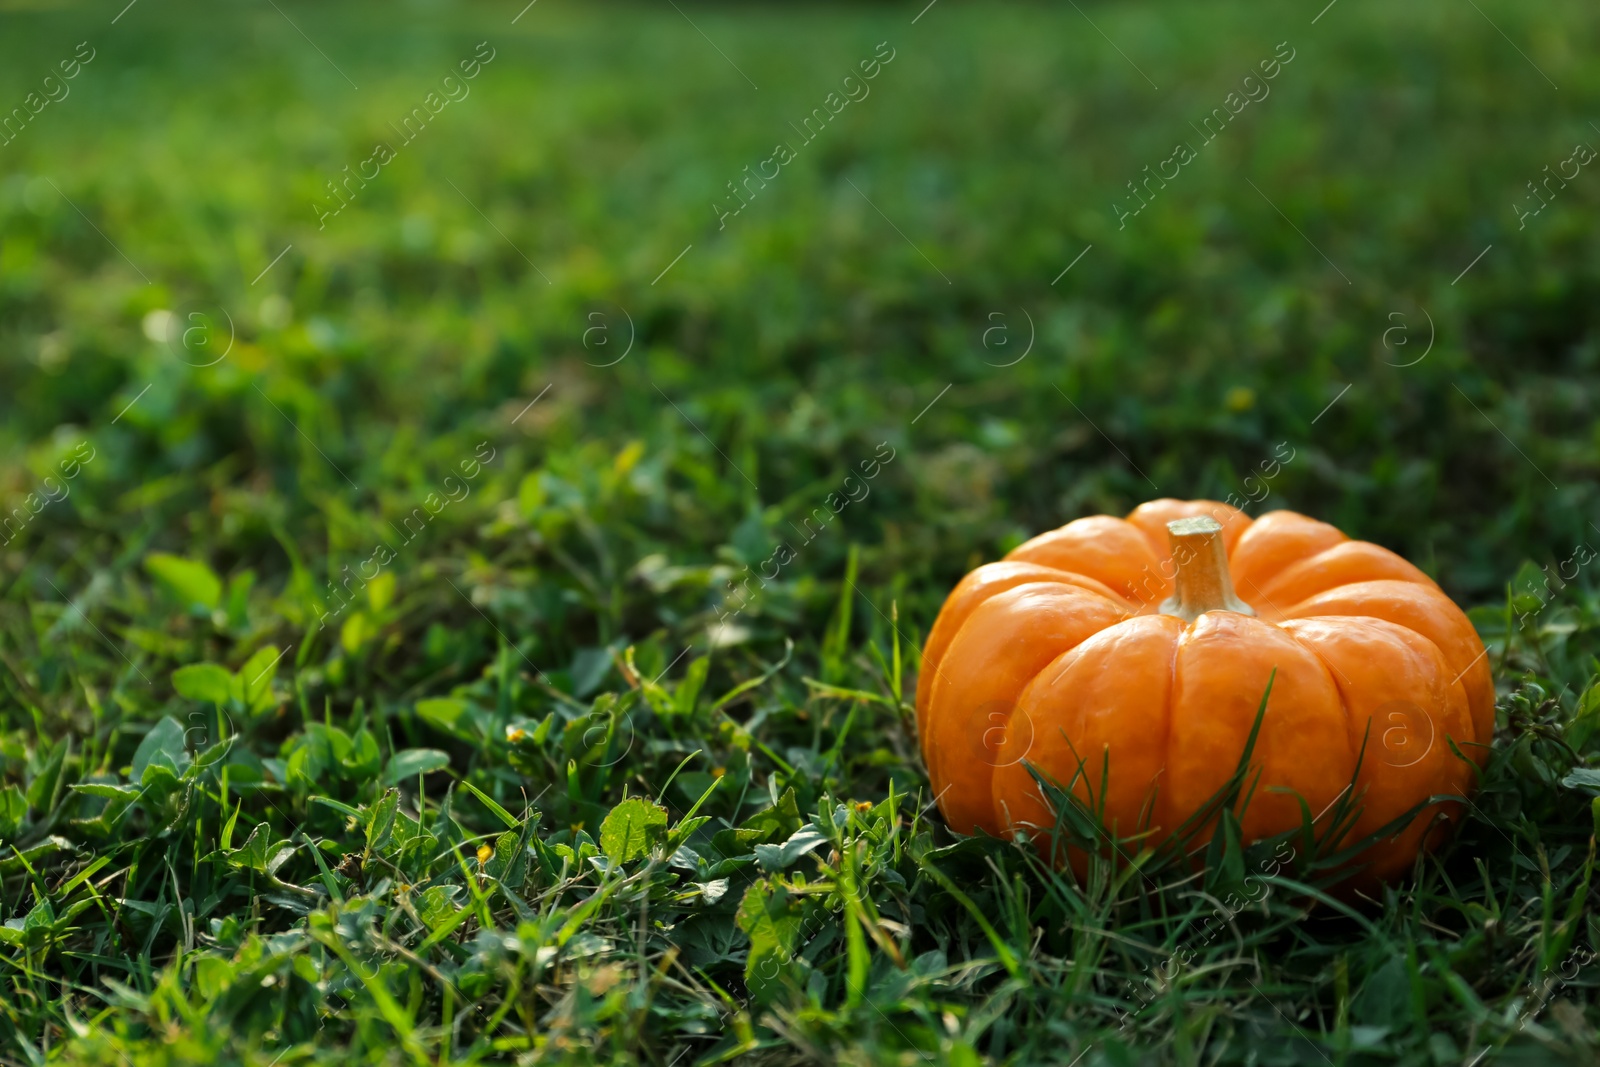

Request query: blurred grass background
[
  {"left": 3, "top": 0, "right": 1596, "bottom": 601},
  {"left": 2, "top": 0, "right": 1600, "bottom": 1063}
]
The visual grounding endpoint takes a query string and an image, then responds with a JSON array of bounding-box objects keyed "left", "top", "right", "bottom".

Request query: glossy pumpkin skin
[{"left": 915, "top": 499, "right": 1493, "bottom": 884}]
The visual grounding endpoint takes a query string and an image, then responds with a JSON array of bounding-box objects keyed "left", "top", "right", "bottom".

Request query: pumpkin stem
[{"left": 1160, "top": 517, "right": 1255, "bottom": 622}]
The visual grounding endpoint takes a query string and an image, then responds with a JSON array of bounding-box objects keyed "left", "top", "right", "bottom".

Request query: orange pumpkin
[{"left": 915, "top": 499, "right": 1492, "bottom": 883}]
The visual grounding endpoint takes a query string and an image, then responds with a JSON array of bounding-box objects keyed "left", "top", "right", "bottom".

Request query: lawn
[{"left": 1, "top": 0, "right": 1599, "bottom": 1062}]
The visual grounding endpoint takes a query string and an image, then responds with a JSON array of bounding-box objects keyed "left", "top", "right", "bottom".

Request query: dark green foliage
[{"left": 1, "top": 0, "right": 1599, "bottom": 1062}]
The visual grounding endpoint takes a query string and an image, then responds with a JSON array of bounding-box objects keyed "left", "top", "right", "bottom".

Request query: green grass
[{"left": 2, "top": 0, "right": 1600, "bottom": 1062}]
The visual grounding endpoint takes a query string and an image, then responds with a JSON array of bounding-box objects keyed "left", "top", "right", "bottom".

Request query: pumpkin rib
[
  {"left": 1230, "top": 511, "right": 1347, "bottom": 597},
  {"left": 915, "top": 560, "right": 1133, "bottom": 743},
  {"left": 1279, "top": 617, "right": 1475, "bottom": 883},
  {"left": 1279, "top": 621, "right": 1359, "bottom": 821},
  {"left": 1297, "top": 609, "right": 1487, "bottom": 773},
  {"left": 1278, "top": 581, "right": 1494, "bottom": 761},
  {"left": 1255, "top": 540, "right": 1440, "bottom": 607},
  {"left": 1005, "top": 515, "right": 1167, "bottom": 603},
  {"left": 1283, "top": 621, "right": 1396, "bottom": 874},
  {"left": 923, "top": 581, "right": 1130, "bottom": 834},
  {"left": 1167, "top": 612, "right": 1356, "bottom": 848},
  {"left": 1280, "top": 620, "right": 1381, "bottom": 778},
  {"left": 932, "top": 593, "right": 1126, "bottom": 832},
  {"left": 990, "top": 614, "right": 1184, "bottom": 858},
  {"left": 1155, "top": 615, "right": 1182, "bottom": 837}
]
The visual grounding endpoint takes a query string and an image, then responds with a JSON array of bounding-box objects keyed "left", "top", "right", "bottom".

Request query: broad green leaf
[
  {"left": 1570, "top": 682, "right": 1600, "bottom": 752},
  {"left": 139, "top": 761, "right": 182, "bottom": 794},
  {"left": 342, "top": 728, "right": 382, "bottom": 778},
  {"left": 0, "top": 836, "right": 71, "bottom": 876},
  {"left": 238, "top": 645, "right": 282, "bottom": 713},
  {"left": 227, "top": 822, "right": 273, "bottom": 871},
  {"left": 417, "top": 698, "right": 468, "bottom": 733},
  {"left": 131, "top": 717, "right": 190, "bottom": 781},
  {"left": 570, "top": 647, "right": 614, "bottom": 698},
  {"left": 673, "top": 656, "right": 710, "bottom": 717},
  {"left": 144, "top": 552, "right": 222, "bottom": 612},
  {"left": 340, "top": 612, "right": 374, "bottom": 654},
  {"left": 286, "top": 723, "right": 353, "bottom": 786},
  {"left": 24, "top": 898, "right": 57, "bottom": 933},
  {"left": 754, "top": 826, "right": 829, "bottom": 872},
  {"left": 172, "top": 663, "right": 235, "bottom": 706},
  {"left": 483, "top": 829, "right": 521, "bottom": 882},
  {"left": 391, "top": 809, "right": 436, "bottom": 869},
  {"left": 695, "top": 878, "right": 729, "bottom": 904},
  {"left": 416, "top": 885, "right": 461, "bottom": 931},
  {"left": 285, "top": 746, "right": 319, "bottom": 788},
  {"left": 367, "top": 788, "right": 400, "bottom": 852},
  {"left": 517, "top": 471, "right": 544, "bottom": 517},
  {"left": 366, "top": 571, "right": 396, "bottom": 613},
  {"left": 736, "top": 880, "right": 805, "bottom": 1003},
  {"left": 1560, "top": 768, "right": 1600, "bottom": 793},
  {"left": 382, "top": 749, "right": 452, "bottom": 785},
  {"left": 224, "top": 570, "right": 255, "bottom": 631},
  {"left": 734, "top": 787, "right": 802, "bottom": 846},
  {"left": 265, "top": 841, "right": 299, "bottom": 876},
  {"left": 600, "top": 797, "right": 667, "bottom": 863},
  {"left": 1508, "top": 560, "right": 1554, "bottom": 616},
  {"left": 0, "top": 785, "right": 26, "bottom": 838},
  {"left": 194, "top": 956, "right": 234, "bottom": 1000}
]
